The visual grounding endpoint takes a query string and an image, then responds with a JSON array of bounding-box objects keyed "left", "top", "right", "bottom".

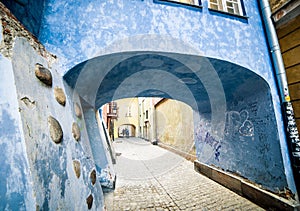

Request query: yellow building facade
[
  {"left": 113, "top": 98, "right": 139, "bottom": 138},
  {"left": 155, "top": 99, "right": 195, "bottom": 155}
]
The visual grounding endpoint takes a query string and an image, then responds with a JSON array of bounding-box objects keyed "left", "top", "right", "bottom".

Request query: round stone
[
  {"left": 86, "top": 194, "right": 93, "bottom": 210},
  {"left": 54, "top": 87, "right": 66, "bottom": 106},
  {"left": 90, "top": 169, "right": 96, "bottom": 185},
  {"left": 72, "top": 122, "right": 80, "bottom": 141},
  {"left": 74, "top": 103, "right": 82, "bottom": 118},
  {"left": 73, "top": 160, "right": 81, "bottom": 178},
  {"left": 48, "top": 116, "right": 63, "bottom": 144},
  {"left": 35, "top": 63, "right": 52, "bottom": 86}
]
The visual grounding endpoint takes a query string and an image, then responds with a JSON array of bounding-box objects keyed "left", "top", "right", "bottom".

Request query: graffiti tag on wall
[
  {"left": 224, "top": 110, "right": 254, "bottom": 140},
  {"left": 203, "top": 132, "right": 222, "bottom": 161},
  {"left": 195, "top": 109, "right": 254, "bottom": 162},
  {"left": 195, "top": 124, "right": 222, "bottom": 162}
]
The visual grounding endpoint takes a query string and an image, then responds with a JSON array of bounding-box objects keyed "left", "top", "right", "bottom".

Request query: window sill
[
  {"left": 155, "top": 0, "right": 203, "bottom": 9},
  {"left": 208, "top": 8, "right": 248, "bottom": 19}
]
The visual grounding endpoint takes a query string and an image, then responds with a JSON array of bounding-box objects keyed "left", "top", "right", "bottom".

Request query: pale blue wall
[
  {"left": 0, "top": 54, "right": 35, "bottom": 211},
  {"left": 0, "top": 35, "right": 105, "bottom": 210},
  {"left": 39, "top": 0, "right": 271, "bottom": 77},
  {"left": 38, "top": 0, "right": 296, "bottom": 193}
]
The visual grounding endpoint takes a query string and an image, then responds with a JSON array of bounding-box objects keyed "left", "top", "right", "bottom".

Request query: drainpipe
[{"left": 258, "top": 0, "right": 300, "bottom": 200}]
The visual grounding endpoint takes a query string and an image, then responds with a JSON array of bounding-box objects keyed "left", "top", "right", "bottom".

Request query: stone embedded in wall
[
  {"left": 35, "top": 63, "right": 52, "bottom": 86},
  {"left": 86, "top": 194, "right": 93, "bottom": 210},
  {"left": 72, "top": 122, "right": 80, "bottom": 141},
  {"left": 73, "top": 160, "right": 81, "bottom": 178},
  {"left": 54, "top": 87, "right": 66, "bottom": 106},
  {"left": 48, "top": 116, "right": 63, "bottom": 144},
  {"left": 90, "top": 169, "right": 96, "bottom": 185},
  {"left": 74, "top": 103, "right": 82, "bottom": 118}
]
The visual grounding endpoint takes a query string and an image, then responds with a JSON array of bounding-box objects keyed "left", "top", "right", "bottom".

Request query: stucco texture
[
  {"left": 156, "top": 99, "right": 195, "bottom": 155},
  {"left": 9, "top": 37, "right": 104, "bottom": 210}
]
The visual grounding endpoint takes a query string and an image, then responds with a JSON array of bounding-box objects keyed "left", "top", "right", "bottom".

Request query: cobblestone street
[{"left": 104, "top": 138, "right": 264, "bottom": 210}]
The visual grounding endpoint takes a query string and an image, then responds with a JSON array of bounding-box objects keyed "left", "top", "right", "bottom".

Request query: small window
[
  {"left": 126, "top": 106, "right": 131, "bottom": 117},
  {"left": 209, "top": 0, "right": 244, "bottom": 16}
]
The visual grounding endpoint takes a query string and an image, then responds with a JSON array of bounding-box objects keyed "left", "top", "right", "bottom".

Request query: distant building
[
  {"left": 138, "top": 97, "right": 161, "bottom": 141},
  {"left": 113, "top": 98, "right": 139, "bottom": 138},
  {"left": 101, "top": 101, "right": 118, "bottom": 141},
  {"left": 137, "top": 97, "right": 195, "bottom": 157}
]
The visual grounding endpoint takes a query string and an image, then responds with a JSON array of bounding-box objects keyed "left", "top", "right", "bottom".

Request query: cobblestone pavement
[{"left": 104, "top": 138, "right": 264, "bottom": 211}]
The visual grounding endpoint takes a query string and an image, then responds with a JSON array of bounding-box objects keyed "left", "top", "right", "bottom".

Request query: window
[
  {"left": 126, "top": 106, "right": 131, "bottom": 117},
  {"left": 146, "top": 110, "right": 149, "bottom": 119},
  {"left": 209, "top": 0, "right": 244, "bottom": 16}
]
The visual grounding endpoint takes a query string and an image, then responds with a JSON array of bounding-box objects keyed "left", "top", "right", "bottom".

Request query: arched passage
[
  {"left": 63, "top": 51, "right": 287, "bottom": 192},
  {"left": 118, "top": 124, "right": 136, "bottom": 138}
]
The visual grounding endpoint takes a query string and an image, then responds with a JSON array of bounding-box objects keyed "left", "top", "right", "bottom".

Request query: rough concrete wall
[
  {"left": 0, "top": 0, "right": 45, "bottom": 36},
  {"left": 0, "top": 4, "right": 105, "bottom": 210},
  {"left": 155, "top": 99, "right": 195, "bottom": 155}
]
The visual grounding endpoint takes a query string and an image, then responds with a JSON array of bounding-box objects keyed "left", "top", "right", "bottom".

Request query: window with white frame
[{"left": 209, "top": 0, "right": 244, "bottom": 16}]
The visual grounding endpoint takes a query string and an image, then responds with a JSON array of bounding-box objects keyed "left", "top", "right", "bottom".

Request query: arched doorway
[{"left": 118, "top": 124, "right": 136, "bottom": 138}]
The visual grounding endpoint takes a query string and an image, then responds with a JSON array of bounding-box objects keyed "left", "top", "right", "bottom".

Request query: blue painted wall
[
  {"left": 38, "top": 0, "right": 296, "bottom": 193},
  {"left": 0, "top": 54, "right": 35, "bottom": 211},
  {"left": 1, "top": 0, "right": 298, "bottom": 204},
  {"left": 0, "top": 34, "right": 105, "bottom": 209},
  {"left": 0, "top": 0, "right": 45, "bottom": 36},
  {"left": 39, "top": 0, "right": 271, "bottom": 76}
]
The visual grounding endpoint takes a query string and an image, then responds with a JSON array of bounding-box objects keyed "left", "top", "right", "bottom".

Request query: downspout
[{"left": 258, "top": 0, "right": 300, "bottom": 200}]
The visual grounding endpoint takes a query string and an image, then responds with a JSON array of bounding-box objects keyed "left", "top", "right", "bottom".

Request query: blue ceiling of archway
[{"left": 63, "top": 52, "right": 270, "bottom": 114}]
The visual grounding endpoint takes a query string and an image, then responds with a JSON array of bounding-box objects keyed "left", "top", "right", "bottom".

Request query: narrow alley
[{"left": 104, "top": 138, "right": 264, "bottom": 210}]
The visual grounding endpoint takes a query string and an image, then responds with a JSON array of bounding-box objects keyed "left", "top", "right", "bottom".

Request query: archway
[
  {"left": 63, "top": 51, "right": 287, "bottom": 192},
  {"left": 118, "top": 124, "right": 136, "bottom": 138}
]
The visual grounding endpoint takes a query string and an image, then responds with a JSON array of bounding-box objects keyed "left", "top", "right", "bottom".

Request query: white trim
[{"left": 209, "top": 0, "right": 244, "bottom": 16}]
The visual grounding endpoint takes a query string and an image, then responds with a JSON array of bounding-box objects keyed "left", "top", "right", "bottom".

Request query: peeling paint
[{"left": 0, "top": 53, "right": 35, "bottom": 211}]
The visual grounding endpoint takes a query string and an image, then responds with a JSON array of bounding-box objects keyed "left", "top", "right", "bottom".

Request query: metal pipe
[{"left": 258, "top": 0, "right": 300, "bottom": 200}]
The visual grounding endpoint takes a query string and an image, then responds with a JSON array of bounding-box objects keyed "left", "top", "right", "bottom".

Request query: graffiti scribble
[
  {"left": 225, "top": 110, "right": 254, "bottom": 139},
  {"left": 215, "top": 145, "right": 221, "bottom": 162},
  {"left": 204, "top": 132, "right": 219, "bottom": 148},
  {"left": 203, "top": 132, "right": 222, "bottom": 162}
]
